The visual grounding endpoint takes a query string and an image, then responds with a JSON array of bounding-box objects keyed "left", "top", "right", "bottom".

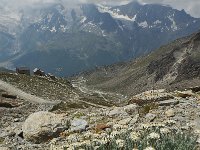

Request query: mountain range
[{"left": 0, "top": 1, "right": 200, "bottom": 76}]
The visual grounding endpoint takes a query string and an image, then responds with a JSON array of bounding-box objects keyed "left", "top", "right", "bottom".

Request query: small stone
[
  {"left": 118, "top": 118, "right": 132, "bottom": 125},
  {"left": 145, "top": 113, "right": 156, "bottom": 122},
  {"left": 192, "top": 118, "right": 200, "bottom": 130},
  {"left": 129, "top": 114, "right": 139, "bottom": 124},
  {"left": 108, "top": 107, "right": 128, "bottom": 117},
  {"left": 14, "top": 118, "right": 20, "bottom": 122},
  {"left": 165, "top": 109, "right": 175, "bottom": 117},
  {"left": 181, "top": 126, "right": 190, "bottom": 131},
  {"left": 197, "top": 138, "right": 200, "bottom": 144},
  {"left": 71, "top": 118, "right": 88, "bottom": 132},
  {"left": 123, "top": 104, "right": 138, "bottom": 114},
  {"left": 95, "top": 124, "right": 111, "bottom": 131}
]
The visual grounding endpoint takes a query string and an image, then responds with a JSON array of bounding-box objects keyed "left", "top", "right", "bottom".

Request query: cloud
[
  {"left": 139, "top": 0, "right": 200, "bottom": 18},
  {"left": 0, "top": 0, "right": 200, "bottom": 17}
]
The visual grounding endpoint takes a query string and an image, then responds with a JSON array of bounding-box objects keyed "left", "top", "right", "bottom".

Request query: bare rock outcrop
[{"left": 22, "top": 111, "right": 69, "bottom": 144}]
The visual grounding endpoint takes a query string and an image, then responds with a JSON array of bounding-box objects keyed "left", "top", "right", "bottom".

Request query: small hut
[
  {"left": 33, "top": 68, "right": 45, "bottom": 76},
  {"left": 16, "top": 67, "right": 30, "bottom": 75}
]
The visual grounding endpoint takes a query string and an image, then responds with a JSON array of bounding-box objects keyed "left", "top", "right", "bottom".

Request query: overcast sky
[
  {"left": 1, "top": 0, "right": 200, "bottom": 18},
  {"left": 139, "top": 0, "right": 200, "bottom": 18}
]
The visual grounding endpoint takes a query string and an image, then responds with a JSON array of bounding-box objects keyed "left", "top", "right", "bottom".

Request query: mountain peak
[{"left": 126, "top": 1, "right": 142, "bottom": 6}]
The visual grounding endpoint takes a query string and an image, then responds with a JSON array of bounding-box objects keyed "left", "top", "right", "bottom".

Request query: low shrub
[{"left": 63, "top": 128, "right": 198, "bottom": 150}]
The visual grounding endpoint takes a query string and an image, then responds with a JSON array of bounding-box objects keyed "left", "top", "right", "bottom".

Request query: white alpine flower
[
  {"left": 144, "top": 146, "right": 155, "bottom": 150},
  {"left": 160, "top": 128, "right": 171, "bottom": 134},
  {"left": 148, "top": 132, "right": 160, "bottom": 139},
  {"left": 130, "top": 131, "right": 140, "bottom": 141},
  {"left": 116, "top": 139, "right": 125, "bottom": 148}
]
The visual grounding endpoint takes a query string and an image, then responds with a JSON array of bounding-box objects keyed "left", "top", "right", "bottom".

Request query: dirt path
[
  {"left": 71, "top": 77, "right": 128, "bottom": 106},
  {"left": 0, "top": 79, "right": 59, "bottom": 105}
]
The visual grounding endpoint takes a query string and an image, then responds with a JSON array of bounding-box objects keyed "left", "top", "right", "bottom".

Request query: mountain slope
[{"left": 81, "top": 30, "right": 200, "bottom": 96}]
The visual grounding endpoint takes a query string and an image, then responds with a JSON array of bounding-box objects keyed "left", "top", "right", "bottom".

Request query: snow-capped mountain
[
  {"left": 109, "top": 1, "right": 198, "bottom": 32},
  {"left": 1, "top": 2, "right": 200, "bottom": 76}
]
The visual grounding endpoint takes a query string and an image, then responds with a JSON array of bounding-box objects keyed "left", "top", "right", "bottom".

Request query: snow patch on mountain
[
  {"left": 132, "top": 14, "right": 137, "bottom": 22},
  {"left": 97, "top": 4, "right": 136, "bottom": 22},
  {"left": 138, "top": 21, "right": 148, "bottom": 28},
  {"left": 81, "top": 21, "right": 103, "bottom": 35},
  {"left": 168, "top": 16, "right": 178, "bottom": 31},
  {"left": 47, "top": 13, "right": 53, "bottom": 23},
  {"left": 80, "top": 16, "right": 87, "bottom": 23},
  {"left": 60, "top": 25, "right": 68, "bottom": 32},
  {"left": 50, "top": 26, "right": 56, "bottom": 32},
  {"left": 101, "top": 30, "right": 107, "bottom": 37},
  {"left": 154, "top": 20, "right": 162, "bottom": 25}
]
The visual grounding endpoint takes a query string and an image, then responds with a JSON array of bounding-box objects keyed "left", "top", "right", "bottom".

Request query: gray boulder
[
  {"left": 22, "top": 111, "right": 68, "bottom": 143},
  {"left": 70, "top": 118, "right": 88, "bottom": 132}
]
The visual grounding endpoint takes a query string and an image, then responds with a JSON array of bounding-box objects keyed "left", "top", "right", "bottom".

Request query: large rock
[
  {"left": 70, "top": 118, "right": 88, "bottom": 132},
  {"left": 22, "top": 111, "right": 68, "bottom": 143}
]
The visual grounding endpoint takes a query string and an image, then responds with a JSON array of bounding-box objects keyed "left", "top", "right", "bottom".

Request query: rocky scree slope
[
  {"left": 0, "top": 87, "right": 200, "bottom": 149},
  {"left": 81, "top": 30, "right": 200, "bottom": 96}
]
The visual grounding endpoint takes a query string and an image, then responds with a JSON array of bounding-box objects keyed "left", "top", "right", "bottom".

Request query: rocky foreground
[{"left": 0, "top": 87, "right": 200, "bottom": 150}]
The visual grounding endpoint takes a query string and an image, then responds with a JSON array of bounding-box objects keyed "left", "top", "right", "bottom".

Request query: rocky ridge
[{"left": 81, "top": 30, "right": 200, "bottom": 96}]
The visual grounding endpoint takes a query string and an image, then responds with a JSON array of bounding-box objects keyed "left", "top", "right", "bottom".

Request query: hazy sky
[
  {"left": 139, "top": 0, "right": 200, "bottom": 18},
  {"left": 1, "top": 0, "right": 200, "bottom": 18}
]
